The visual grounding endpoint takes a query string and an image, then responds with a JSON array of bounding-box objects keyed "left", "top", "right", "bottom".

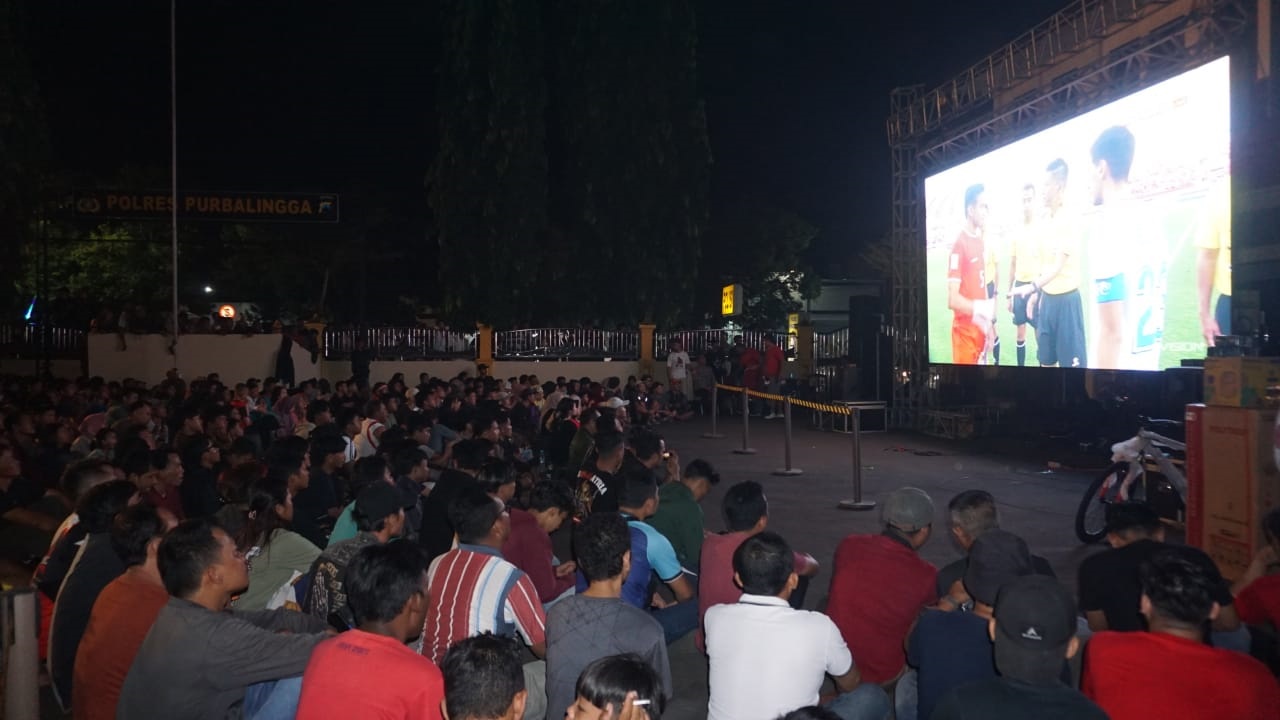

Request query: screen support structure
[
  {"left": 889, "top": 86, "right": 925, "bottom": 430},
  {"left": 885, "top": 0, "right": 1252, "bottom": 428}
]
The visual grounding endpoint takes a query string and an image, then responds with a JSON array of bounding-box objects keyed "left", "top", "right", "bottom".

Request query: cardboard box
[
  {"left": 1202, "top": 357, "right": 1280, "bottom": 408},
  {"left": 1185, "top": 404, "right": 1280, "bottom": 581}
]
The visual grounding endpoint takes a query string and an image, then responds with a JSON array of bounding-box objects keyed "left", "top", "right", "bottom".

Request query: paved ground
[{"left": 656, "top": 412, "right": 1108, "bottom": 720}]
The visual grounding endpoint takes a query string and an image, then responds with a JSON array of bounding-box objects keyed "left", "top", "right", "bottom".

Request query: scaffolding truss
[{"left": 886, "top": 0, "right": 1253, "bottom": 427}]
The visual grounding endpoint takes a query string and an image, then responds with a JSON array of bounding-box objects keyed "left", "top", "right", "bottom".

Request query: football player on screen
[
  {"left": 1006, "top": 183, "right": 1040, "bottom": 366},
  {"left": 947, "top": 184, "right": 995, "bottom": 364},
  {"left": 1010, "top": 159, "right": 1087, "bottom": 368}
]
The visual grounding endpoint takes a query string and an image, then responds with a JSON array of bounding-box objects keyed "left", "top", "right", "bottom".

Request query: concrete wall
[
  {"left": 321, "top": 360, "right": 478, "bottom": 385},
  {"left": 89, "top": 334, "right": 321, "bottom": 385},
  {"left": 88, "top": 335, "right": 665, "bottom": 386},
  {"left": 0, "top": 358, "right": 84, "bottom": 378}
]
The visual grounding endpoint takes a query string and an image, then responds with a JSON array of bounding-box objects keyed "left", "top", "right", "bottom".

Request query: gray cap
[{"left": 881, "top": 487, "right": 935, "bottom": 533}]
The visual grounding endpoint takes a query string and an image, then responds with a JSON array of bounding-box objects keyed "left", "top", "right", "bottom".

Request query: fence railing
[
  {"left": 654, "top": 329, "right": 729, "bottom": 360},
  {"left": 814, "top": 327, "right": 850, "bottom": 363},
  {"left": 494, "top": 328, "right": 639, "bottom": 361},
  {"left": 655, "top": 329, "right": 792, "bottom": 360},
  {"left": 323, "top": 327, "right": 475, "bottom": 360},
  {"left": 0, "top": 324, "right": 86, "bottom": 358}
]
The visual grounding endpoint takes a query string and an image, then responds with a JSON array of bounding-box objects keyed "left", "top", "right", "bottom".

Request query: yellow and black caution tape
[{"left": 715, "top": 383, "right": 853, "bottom": 416}]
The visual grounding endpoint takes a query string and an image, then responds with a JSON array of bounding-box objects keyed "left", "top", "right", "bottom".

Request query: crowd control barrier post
[
  {"left": 837, "top": 407, "right": 876, "bottom": 511},
  {"left": 772, "top": 396, "right": 803, "bottom": 476},
  {"left": 702, "top": 383, "right": 724, "bottom": 439},
  {"left": 732, "top": 388, "right": 756, "bottom": 455}
]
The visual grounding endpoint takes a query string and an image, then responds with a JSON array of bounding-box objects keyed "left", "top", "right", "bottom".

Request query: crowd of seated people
[{"left": 2, "top": 368, "right": 1280, "bottom": 719}]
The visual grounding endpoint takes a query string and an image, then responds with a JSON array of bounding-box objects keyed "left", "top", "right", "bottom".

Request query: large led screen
[{"left": 925, "top": 56, "right": 1230, "bottom": 370}]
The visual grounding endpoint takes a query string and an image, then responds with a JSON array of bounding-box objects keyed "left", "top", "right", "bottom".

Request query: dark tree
[
  {"left": 698, "top": 200, "right": 822, "bottom": 328},
  {"left": 0, "top": 0, "right": 49, "bottom": 307},
  {"left": 430, "top": 0, "right": 549, "bottom": 327},
  {"left": 549, "top": 0, "right": 711, "bottom": 327}
]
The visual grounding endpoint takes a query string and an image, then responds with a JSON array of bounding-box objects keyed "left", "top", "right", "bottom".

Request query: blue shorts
[{"left": 1094, "top": 273, "right": 1127, "bottom": 304}]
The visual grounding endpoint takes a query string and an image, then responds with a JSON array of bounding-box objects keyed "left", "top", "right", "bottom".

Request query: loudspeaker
[{"left": 848, "top": 296, "right": 886, "bottom": 400}]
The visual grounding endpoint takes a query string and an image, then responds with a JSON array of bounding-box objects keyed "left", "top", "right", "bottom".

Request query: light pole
[{"left": 170, "top": 0, "right": 180, "bottom": 364}]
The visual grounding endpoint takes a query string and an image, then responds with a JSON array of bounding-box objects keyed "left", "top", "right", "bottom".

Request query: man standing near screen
[
  {"left": 947, "top": 184, "right": 995, "bottom": 364},
  {"left": 985, "top": 230, "right": 1001, "bottom": 365},
  {"left": 1011, "top": 159, "right": 1087, "bottom": 368},
  {"left": 1006, "top": 183, "right": 1040, "bottom": 366},
  {"left": 1197, "top": 181, "right": 1231, "bottom": 347}
]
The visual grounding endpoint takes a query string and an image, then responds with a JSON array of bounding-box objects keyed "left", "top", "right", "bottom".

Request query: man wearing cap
[
  {"left": 827, "top": 487, "right": 938, "bottom": 687},
  {"left": 305, "top": 483, "right": 410, "bottom": 628},
  {"left": 1083, "top": 545, "right": 1280, "bottom": 719},
  {"left": 932, "top": 575, "right": 1106, "bottom": 719},
  {"left": 905, "top": 529, "right": 1035, "bottom": 720}
]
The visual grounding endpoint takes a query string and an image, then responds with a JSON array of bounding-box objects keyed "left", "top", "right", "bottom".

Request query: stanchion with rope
[
  {"left": 732, "top": 387, "right": 756, "bottom": 455},
  {"left": 838, "top": 407, "right": 876, "bottom": 511},
  {"left": 771, "top": 396, "right": 803, "bottom": 476},
  {"left": 702, "top": 383, "right": 724, "bottom": 439}
]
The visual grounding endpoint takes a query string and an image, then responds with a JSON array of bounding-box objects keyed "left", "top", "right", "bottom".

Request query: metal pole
[
  {"left": 772, "top": 396, "right": 803, "bottom": 476},
  {"left": 703, "top": 384, "right": 724, "bottom": 439},
  {"left": 838, "top": 408, "right": 876, "bottom": 510},
  {"left": 732, "top": 388, "right": 756, "bottom": 455},
  {"left": 2, "top": 588, "right": 39, "bottom": 719},
  {"left": 170, "top": 0, "right": 180, "bottom": 368}
]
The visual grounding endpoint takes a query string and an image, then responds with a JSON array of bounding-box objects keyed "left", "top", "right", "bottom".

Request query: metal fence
[
  {"left": 494, "top": 328, "right": 639, "bottom": 360},
  {"left": 0, "top": 324, "right": 86, "bottom": 358},
  {"left": 323, "top": 327, "right": 475, "bottom": 360},
  {"left": 654, "top": 329, "right": 729, "bottom": 360},
  {"left": 814, "top": 327, "right": 850, "bottom": 363},
  {"left": 654, "top": 329, "right": 793, "bottom": 360}
]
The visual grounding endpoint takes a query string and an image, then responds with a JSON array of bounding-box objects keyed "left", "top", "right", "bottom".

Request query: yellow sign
[
  {"left": 721, "top": 284, "right": 743, "bottom": 317},
  {"left": 217, "top": 304, "right": 237, "bottom": 319},
  {"left": 787, "top": 313, "right": 800, "bottom": 336}
]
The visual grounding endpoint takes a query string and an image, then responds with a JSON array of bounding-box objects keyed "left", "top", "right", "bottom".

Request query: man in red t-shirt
[
  {"left": 1083, "top": 545, "right": 1280, "bottom": 720},
  {"left": 697, "top": 481, "right": 819, "bottom": 652},
  {"left": 298, "top": 542, "right": 444, "bottom": 720},
  {"left": 73, "top": 504, "right": 176, "bottom": 720},
  {"left": 1231, "top": 508, "right": 1280, "bottom": 627},
  {"left": 502, "top": 482, "right": 577, "bottom": 604},
  {"left": 947, "top": 184, "right": 994, "bottom": 365},
  {"left": 827, "top": 487, "right": 938, "bottom": 685}
]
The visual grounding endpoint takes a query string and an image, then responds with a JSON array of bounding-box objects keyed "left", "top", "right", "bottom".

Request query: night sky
[{"left": 26, "top": 0, "right": 1068, "bottom": 271}]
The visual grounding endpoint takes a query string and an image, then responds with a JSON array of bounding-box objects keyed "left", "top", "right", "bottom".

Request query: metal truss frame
[
  {"left": 889, "top": 87, "right": 925, "bottom": 429},
  {"left": 886, "top": 0, "right": 1252, "bottom": 428}
]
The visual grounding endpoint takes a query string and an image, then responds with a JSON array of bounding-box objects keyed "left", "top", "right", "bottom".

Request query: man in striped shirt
[{"left": 421, "top": 485, "right": 547, "bottom": 719}]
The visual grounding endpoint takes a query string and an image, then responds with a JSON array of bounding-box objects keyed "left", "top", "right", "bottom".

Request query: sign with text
[
  {"left": 70, "top": 190, "right": 340, "bottom": 223},
  {"left": 721, "top": 284, "right": 743, "bottom": 317}
]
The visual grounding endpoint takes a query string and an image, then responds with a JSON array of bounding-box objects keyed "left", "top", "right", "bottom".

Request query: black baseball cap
[
  {"left": 963, "top": 529, "right": 1034, "bottom": 606},
  {"left": 992, "top": 575, "right": 1076, "bottom": 678}
]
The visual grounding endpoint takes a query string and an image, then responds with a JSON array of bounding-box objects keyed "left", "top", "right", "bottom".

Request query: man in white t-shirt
[
  {"left": 666, "top": 340, "right": 690, "bottom": 398},
  {"left": 705, "top": 532, "right": 890, "bottom": 720}
]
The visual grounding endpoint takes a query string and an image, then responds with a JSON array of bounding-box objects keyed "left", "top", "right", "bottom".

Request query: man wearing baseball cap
[
  {"left": 932, "top": 575, "right": 1105, "bottom": 719},
  {"left": 827, "top": 487, "right": 938, "bottom": 687},
  {"left": 305, "top": 482, "right": 412, "bottom": 628},
  {"left": 906, "top": 529, "right": 1037, "bottom": 720}
]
